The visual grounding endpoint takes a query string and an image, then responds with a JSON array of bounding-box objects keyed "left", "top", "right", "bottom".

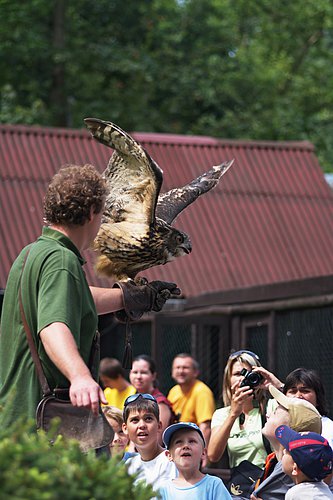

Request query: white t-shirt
[
  {"left": 286, "top": 481, "right": 333, "bottom": 499},
  {"left": 125, "top": 450, "right": 178, "bottom": 492},
  {"left": 322, "top": 416, "right": 333, "bottom": 450}
]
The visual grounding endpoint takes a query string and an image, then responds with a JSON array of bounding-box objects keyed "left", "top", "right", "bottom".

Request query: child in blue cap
[
  {"left": 275, "top": 424, "right": 333, "bottom": 499},
  {"left": 159, "top": 422, "right": 232, "bottom": 499}
]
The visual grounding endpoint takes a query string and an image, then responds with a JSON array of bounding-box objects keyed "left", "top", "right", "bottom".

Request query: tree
[
  {"left": 1, "top": 0, "right": 333, "bottom": 170},
  {"left": 0, "top": 417, "right": 154, "bottom": 499}
]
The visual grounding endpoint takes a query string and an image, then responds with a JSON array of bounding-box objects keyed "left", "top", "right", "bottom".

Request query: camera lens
[
  {"left": 247, "top": 372, "right": 262, "bottom": 386},
  {"left": 247, "top": 372, "right": 264, "bottom": 388},
  {"left": 239, "top": 369, "right": 263, "bottom": 389}
]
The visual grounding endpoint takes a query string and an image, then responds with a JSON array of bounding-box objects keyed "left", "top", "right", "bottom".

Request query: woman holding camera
[{"left": 207, "top": 350, "right": 279, "bottom": 468}]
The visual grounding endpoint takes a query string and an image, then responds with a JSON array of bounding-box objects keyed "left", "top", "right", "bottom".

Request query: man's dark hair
[
  {"left": 99, "top": 357, "right": 126, "bottom": 379},
  {"left": 283, "top": 367, "right": 329, "bottom": 416}
]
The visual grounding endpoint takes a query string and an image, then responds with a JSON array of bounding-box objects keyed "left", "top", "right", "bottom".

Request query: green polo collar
[{"left": 39, "top": 226, "right": 86, "bottom": 265}]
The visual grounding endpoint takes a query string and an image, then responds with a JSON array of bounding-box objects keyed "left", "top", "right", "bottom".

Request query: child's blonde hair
[{"left": 102, "top": 405, "right": 124, "bottom": 427}]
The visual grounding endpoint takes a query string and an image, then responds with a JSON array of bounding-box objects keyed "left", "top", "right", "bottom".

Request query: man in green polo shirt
[{"left": 0, "top": 164, "right": 180, "bottom": 427}]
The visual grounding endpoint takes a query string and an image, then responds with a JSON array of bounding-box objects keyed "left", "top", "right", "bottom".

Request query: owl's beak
[{"left": 181, "top": 241, "right": 192, "bottom": 254}]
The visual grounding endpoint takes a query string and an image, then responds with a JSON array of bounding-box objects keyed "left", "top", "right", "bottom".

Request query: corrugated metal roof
[{"left": 1, "top": 123, "right": 333, "bottom": 298}]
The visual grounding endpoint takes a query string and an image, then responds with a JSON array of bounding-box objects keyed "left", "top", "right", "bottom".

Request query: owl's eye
[{"left": 175, "top": 234, "right": 184, "bottom": 244}]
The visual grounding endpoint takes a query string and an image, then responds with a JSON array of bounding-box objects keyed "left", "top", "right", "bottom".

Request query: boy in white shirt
[
  {"left": 122, "top": 393, "right": 177, "bottom": 493},
  {"left": 159, "top": 422, "right": 232, "bottom": 499},
  {"left": 275, "top": 424, "right": 333, "bottom": 499}
]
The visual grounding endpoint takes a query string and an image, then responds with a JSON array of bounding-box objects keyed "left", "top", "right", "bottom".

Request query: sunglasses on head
[
  {"left": 229, "top": 349, "right": 260, "bottom": 361},
  {"left": 124, "top": 393, "right": 157, "bottom": 407}
]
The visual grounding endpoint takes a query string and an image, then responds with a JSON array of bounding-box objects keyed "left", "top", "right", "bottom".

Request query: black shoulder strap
[{"left": 261, "top": 402, "right": 272, "bottom": 455}]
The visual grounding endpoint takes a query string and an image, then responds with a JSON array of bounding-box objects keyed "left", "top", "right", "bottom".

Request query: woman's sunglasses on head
[{"left": 229, "top": 349, "right": 260, "bottom": 361}]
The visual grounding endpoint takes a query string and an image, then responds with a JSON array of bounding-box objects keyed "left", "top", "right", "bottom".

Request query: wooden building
[{"left": 1, "top": 123, "right": 333, "bottom": 409}]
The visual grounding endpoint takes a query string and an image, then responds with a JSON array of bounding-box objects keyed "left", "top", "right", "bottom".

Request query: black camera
[{"left": 239, "top": 368, "right": 264, "bottom": 389}]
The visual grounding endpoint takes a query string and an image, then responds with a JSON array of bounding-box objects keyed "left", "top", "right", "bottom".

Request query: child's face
[
  {"left": 167, "top": 429, "right": 206, "bottom": 470},
  {"left": 123, "top": 409, "right": 161, "bottom": 448},
  {"left": 262, "top": 405, "right": 289, "bottom": 441},
  {"left": 281, "top": 449, "right": 296, "bottom": 478},
  {"left": 108, "top": 417, "right": 129, "bottom": 454}
]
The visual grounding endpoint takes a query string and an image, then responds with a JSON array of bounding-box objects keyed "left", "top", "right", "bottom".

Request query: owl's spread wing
[
  {"left": 84, "top": 118, "right": 163, "bottom": 230},
  {"left": 84, "top": 118, "right": 234, "bottom": 280},
  {"left": 156, "top": 159, "right": 234, "bottom": 224}
]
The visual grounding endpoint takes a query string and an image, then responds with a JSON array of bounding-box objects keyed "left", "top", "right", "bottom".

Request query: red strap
[{"left": 254, "top": 452, "right": 277, "bottom": 489}]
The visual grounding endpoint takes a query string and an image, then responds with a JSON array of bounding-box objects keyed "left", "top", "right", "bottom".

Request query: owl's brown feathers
[{"left": 84, "top": 117, "right": 234, "bottom": 281}]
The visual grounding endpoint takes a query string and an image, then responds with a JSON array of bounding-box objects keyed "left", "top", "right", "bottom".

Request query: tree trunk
[{"left": 50, "top": 0, "right": 68, "bottom": 127}]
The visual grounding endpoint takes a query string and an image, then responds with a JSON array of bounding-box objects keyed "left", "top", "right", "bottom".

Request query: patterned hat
[{"left": 275, "top": 425, "right": 333, "bottom": 481}]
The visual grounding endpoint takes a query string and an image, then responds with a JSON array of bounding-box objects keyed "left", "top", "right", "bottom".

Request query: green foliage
[
  {"left": 1, "top": 0, "right": 333, "bottom": 170},
  {"left": 0, "top": 418, "right": 155, "bottom": 500}
]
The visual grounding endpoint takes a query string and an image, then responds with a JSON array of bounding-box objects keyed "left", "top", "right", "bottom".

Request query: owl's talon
[{"left": 134, "top": 276, "right": 149, "bottom": 286}]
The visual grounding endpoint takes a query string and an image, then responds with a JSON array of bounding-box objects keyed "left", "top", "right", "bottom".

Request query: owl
[{"left": 84, "top": 118, "right": 233, "bottom": 281}]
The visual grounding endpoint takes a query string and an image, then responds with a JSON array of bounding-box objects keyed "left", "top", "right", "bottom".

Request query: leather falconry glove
[{"left": 113, "top": 280, "right": 181, "bottom": 322}]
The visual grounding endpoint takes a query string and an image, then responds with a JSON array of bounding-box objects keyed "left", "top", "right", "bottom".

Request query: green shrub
[{"left": 0, "top": 419, "right": 155, "bottom": 500}]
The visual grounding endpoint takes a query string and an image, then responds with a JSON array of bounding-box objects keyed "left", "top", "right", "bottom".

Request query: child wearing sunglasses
[{"left": 122, "top": 393, "right": 178, "bottom": 493}]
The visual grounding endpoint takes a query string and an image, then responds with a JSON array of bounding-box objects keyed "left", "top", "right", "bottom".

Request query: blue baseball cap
[
  {"left": 275, "top": 425, "right": 333, "bottom": 480},
  {"left": 162, "top": 422, "right": 206, "bottom": 448}
]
